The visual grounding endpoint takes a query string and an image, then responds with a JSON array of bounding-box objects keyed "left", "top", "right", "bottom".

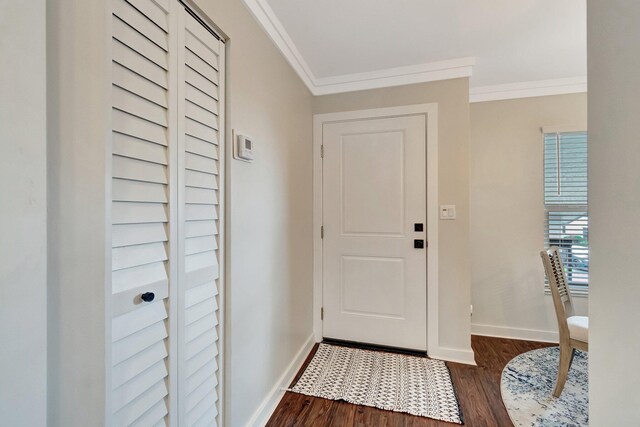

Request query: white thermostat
[{"left": 235, "top": 133, "right": 254, "bottom": 162}]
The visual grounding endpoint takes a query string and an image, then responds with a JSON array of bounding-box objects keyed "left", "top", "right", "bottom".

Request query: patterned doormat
[
  {"left": 289, "top": 343, "right": 462, "bottom": 424},
  {"left": 501, "top": 347, "right": 588, "bottom": 426}
]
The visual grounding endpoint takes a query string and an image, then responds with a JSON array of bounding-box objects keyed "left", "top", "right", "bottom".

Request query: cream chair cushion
[{"left": 567, "top": 316, "right": 589, "bottom": 343}]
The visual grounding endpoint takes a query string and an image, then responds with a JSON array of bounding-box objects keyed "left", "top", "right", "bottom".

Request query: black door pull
[
  {"left": 140, "top": 292, "right": 155, "bottom": 302},
  {"left": 414, "top": 239, "right": 424, "bottom": 249}
]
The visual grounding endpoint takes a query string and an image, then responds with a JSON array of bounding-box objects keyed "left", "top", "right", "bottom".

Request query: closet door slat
[{"left": 178, "top": 11, "right": 224, "bottom": 427}]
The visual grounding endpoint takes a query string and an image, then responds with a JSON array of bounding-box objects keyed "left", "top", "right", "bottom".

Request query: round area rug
[{"left": 501, "top": 347, "right": 588, "bottom": 426}]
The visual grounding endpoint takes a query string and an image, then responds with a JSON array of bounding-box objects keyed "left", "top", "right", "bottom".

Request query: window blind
[{"left": 544, "top": 131, "right": 589, "bottom": 288}]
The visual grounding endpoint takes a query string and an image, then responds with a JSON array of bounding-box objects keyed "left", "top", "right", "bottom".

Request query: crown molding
[
  {"left": 313, "top": 57, "right": 475, "bottom": 95},
  {"left": 469, "top": 76, "right": 587, "bottom": 103},
  {"left": 241, "top": 0, "right": 316, "bottom": 91},
  {"left": 243, "top": 0, "right": 585, "bottom": 100},
  {"left": 242, "top": 0, "right": 473, "bottom": 96}
]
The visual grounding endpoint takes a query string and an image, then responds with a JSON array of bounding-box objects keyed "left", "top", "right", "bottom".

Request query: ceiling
[{"left": 244, "top": 0, "right": 587, "bottom": 99}]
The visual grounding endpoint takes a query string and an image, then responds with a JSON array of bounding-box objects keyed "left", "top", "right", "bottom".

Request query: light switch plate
[{"left": 440, "top": 205, "right": 456, "bottom": 220}]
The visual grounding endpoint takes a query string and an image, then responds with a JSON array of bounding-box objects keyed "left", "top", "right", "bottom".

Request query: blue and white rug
[{"left": 501, "top": 347, "right": 588, "bottom": 426}]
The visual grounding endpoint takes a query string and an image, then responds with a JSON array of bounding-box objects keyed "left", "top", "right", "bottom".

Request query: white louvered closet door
[
  {"left": 111, "top": 0, "right": 177, "bottom": 426},
  {"left": 110, "top": 0, "right": 225, "bottom": 426},
  {"left": 176, "top": 9, "right": 225, "bottom": 427}
]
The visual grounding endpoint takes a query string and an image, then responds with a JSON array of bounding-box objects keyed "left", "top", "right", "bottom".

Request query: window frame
[{"left": 541, "top": 126, "right": 589, "bottom": 297}]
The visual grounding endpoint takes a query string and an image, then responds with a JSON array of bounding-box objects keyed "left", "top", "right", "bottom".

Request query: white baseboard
[
  {"left": 471, "top": 323, "right": 559, "bottom": 343},
  {"left": 429, "top": 346, "right": 477, "bottom": 366},
  {"left": 246, "top": 333, "right": 315, "bottom": 427}
]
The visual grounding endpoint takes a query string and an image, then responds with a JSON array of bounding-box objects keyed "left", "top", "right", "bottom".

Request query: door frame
[{"left": 313, "top": 103, "right": 439, "bottom": 354}]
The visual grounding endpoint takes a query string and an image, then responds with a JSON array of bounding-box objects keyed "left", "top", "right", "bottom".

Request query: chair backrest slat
[{"left": 540, "top": 247, "right": 574, "bottom": 338}]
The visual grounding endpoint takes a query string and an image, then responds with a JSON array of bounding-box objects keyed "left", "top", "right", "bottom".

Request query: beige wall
[
  {"left": 193, "top": 2, "right": 314, "bottom": 426},
  {"left": 314, "top": 79, "right": 472, "bottom": 355},
  {"left": 0, "top": 1, "right": 48, "bottom": 425},
  {"left": 588, "top": 1, "right": 640, "bottom": 424},
  {"left": 470, "top": 94, "right": 588, "bottom": 341}
]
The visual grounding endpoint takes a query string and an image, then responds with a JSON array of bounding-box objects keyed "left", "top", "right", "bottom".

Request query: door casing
[{"left": 312, "top": 103, "right": 439, "bottom": 355}]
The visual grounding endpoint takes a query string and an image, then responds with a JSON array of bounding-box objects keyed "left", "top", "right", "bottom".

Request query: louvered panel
[
  {"left": 110, "top": 1, "right": 175, "bottom": 425},
  {"left": 113, "top": 85, "right": 168, "bottom": 126},
  {"left": 186, "top": 251, "right": 217, "bottom": 272},
  {"left": 112, "top": 379, "right": 168, "bottom": 426},
  {"left": 112, "top": 360, "right": 167, "bottom": 411},
  {"left": 113, "top": 62, "right": 168, "bottom": 108},
  {"left": 113, "top": 300, "right": 168, "bottom": 341},
  {"left": 186, "top": 343, "right": 218, "bottom": 378},
  {"left": 186, "top": 391, "right": 217, "bottom": 426},
  {"left": 185, "top": 283, "right": 217, "bottom": 308},
  {"left": 112, "top": 280, "right": 169, "bottom": 318},
  {"left": 112, "top": 340, "right": 168, "bottom": 388},
  {"left": 113, "top": 109, "right": 168, "bottom": 145},
  {"left": 113, "top": 243, "right": 167, "bottom": 271},
  {"left": 185, "top": 31, "right": 218, "bottom": 70},
  {"left": 186, "top": 360, "right": 217, "bottom": 395},
  {"left": 186, "top": 101, "right": 218, "bottom": 129},
  {"left": 112, "top": 202, "right": 167, "bottom": 224},
  {"left": 186, "top": 136, "right": 218, "bottom": 160},
  {"left": 130, "top": 399, "right": 169, "bottom": 427},
  {"left": 113, "top": 223, "right": 168, "bottom": 247},
  {"left": 187, "top": 375, "right": 217, "bottom": 413},
  {"left": 192, "top": 408, "right": 217, "bottom": 427},
  {"left": 113, "top": 132, "right": 168, "bottom": 164},
  {"left": 186, "top": 236, "right": 217, "bottom": 255},
  {"left": 185, "top": 297, "right": 216, "bottom": 325},
  {"left": 185, "top": 204, "right": 217, "bottom": 221},
  {"left": 186, "top": 117, "right": 217, "bottom": 142},
  {"left": 125, "top": 0, "right": 169, "bottom": 31},
  {"left": 113, "top": 0, "right": 168, "bottom": 51},
  {"left": 112, "top": 179, "right": 167, "bottom": 203},
  {"left": 185, "top": 76, "right": 219, "bottom": 109},
  {"left": 185, "top": 169, "right": 218, "bottom": 189},
  {"left": 185, "top": 220, "right": 218, "bottom": 238},
  {"left": 178, "top": 11, "right": 223, "bottom": 426},
  {"left": 185, "top": 187, "right": 218, "bottom": 205},
  {"left": 185, "top": 268, "right": 219, "bottom": 291},
  {"left": 113, "top": 16, "right": 168, "bottom": 69},
  {"left": 185, "top": 13, "right": 219, "bottom": 55},
  {"left": 151, "top": 0, "right": 170, "bottom": 12},
  {"left": 113, "top": 155, "right": 168, "bottom": 184},
  {"left": 185, "top": 49, "right": 218, "bottom": 84},
  {"left": 186, "top": 328, "right": 217, "bottom": 359},
  {"left": 112, "top": 322, "right": 168, "bottom": 365},
  {"left": 113, "top": 40, "right": 168, "bottom": 89},
  {"left": 112, "top": 263, "right": 167, "bottom": 293},
  {"left": 186, "top": 313, "right": 217, "bottom": 343},
  {"left": 186, "top": 152, "right": 218, "bottom": 174}
]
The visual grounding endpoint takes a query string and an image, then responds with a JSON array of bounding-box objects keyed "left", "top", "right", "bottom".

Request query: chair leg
[{"left": 553, "top": 345, "right": 575, "bottom": 397}]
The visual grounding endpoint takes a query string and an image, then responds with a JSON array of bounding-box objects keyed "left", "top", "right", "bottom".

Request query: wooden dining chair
[{"left": 540, "top": 247, "right": 589, "bottom": 397}]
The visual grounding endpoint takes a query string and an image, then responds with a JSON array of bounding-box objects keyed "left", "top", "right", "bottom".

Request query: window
[{"left": 543, "top": 131, "right": 589, "bottom": 291}]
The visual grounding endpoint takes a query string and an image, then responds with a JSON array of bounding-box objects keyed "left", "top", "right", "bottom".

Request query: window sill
[{"left": 544, "top": 286, "right": 589, "bottom": 298}]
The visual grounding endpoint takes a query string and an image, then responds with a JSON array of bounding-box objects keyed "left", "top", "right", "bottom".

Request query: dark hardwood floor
[{"left": 266, "top": 336, "right": 553, "bottom": 427}]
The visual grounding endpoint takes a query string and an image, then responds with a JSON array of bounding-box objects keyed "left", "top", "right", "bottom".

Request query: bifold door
[{"left": 110, "top": 0, "right": 225, "bottom": 425}]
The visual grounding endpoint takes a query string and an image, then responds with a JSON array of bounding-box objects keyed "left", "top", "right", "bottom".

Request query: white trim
[
  {"left": 469, "top": 77, "right": 588, "bottom": 103},
  {"left": 540, "top": 124, "right": 588, "bottom": 134},
  {"left": 429, "top": 347, "right": 477, "bottom": 366},
  {"left": 313, "top": 103, "right": 440, "bottom": 359},
  {"left": 241, "top": 0, "right": 316, "bottom": 91},
  {"left": 245, "top": 334, "right": 315, "bottom": 427},
  {"left": 241, "top": 0, "right": 474, "bottom": 96},
  {"left": 471, "top": 324, "right": 560, "bottom": 343},
  {"left": 312, "top": 58, "right": 475, "bottom": 95}
]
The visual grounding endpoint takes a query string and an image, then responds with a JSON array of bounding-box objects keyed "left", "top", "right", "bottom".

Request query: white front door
[{"left": 322, "top": 115, "right": 427, "bottom": 351}]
